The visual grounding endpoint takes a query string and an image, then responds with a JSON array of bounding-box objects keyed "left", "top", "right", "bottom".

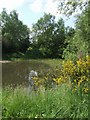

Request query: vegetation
[
  {"left": 29, "top": 13, "right": 66, "bottom": 58},
  {"left": 1, "top": 1, "right": 89, "bottom": 60},
  {"left": 31, "top": 56, "right": 90, "bottom": 93},
  {"left": 57, "top": 0, "right": 88, "bottom": 16},
  {"left": 1, "top": 9, "right": 30, "bottom": 54},
  {"left": 2, "top": 83, "right": 88, "bottom": 119},
  {"left": 0, "top": 0, "right": 90, "bottom": 119},
  {"left": 62, "top": 2, "right": 90, "bottom": 60},
  {"left": 1, "top": 56, "right": 89, "bottom": 119}
]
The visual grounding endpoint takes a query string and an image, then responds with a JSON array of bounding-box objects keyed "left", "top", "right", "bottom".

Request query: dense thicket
[
  {"left": 1, "top": 9, "right": 30, "bottom": 54},
  {"left": 0, "top": 0, "right": 89, "bottom": 59},
  {"left": 62, "top": 1, "right": 90, "bottom": 60},
  {"left": 28, "top": 13, "right": 66, "bottom": 58}
]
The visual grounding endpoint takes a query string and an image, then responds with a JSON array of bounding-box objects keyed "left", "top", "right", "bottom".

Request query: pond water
[{"left": 2, "top": 60, "right": 51, "bottom": 87}]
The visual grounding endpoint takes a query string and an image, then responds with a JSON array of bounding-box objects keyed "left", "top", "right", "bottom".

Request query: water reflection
[{"left": 2, "top": 61, "right": 51, "bottom": 88}]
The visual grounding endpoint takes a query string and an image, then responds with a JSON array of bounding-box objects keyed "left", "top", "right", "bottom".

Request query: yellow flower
[
  {"left": 83, "top": 88, "right": 89, "bottom": 93},
  {"left": 86, "top": 55, "right": 90, "bottom": 61},
  {"left": 35, "top": 82, "right": 39, "bottom": 86},
  {"left": 53, "top": 78, "right": 57, "bottom": 82},
  {"left": 77, "top": 59, "right": 82, "bottom": 66},
  {"left": 33, "top": 76, "right": 38, "bottom": 80},
  {"left": 53, "top": 76, "right": 64, "bottom": 84},
  {"left": 57, "top": 77, "right": 62, "bottom": 84},
  {"left": 72, "top": 86, "right": 77, "bottom": 92},
  {"left": 62, "top": 60, "right": 75, "bottom": 75},
  {"left": 44, "top": 76, "right": 48, "bottom": 80},
  {"left": 78, "top": 79, "right": 83, "bottom": 87},
  {"left": 86, "top": 61, "right": 90, "bottom": 67}
]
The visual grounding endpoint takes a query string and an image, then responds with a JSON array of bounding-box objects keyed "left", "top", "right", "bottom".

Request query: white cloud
[
  {"left": 29, "top": 0, "right": 43, "bottom": 13},
  {"left": 29, "top": 0, "right": 60, "bottom": 16},
  {"left": 43, "top": 0, "right": 59, "bottom": 15},
  {"left": 0, "top": 0, "right": 25, "bottom": 12}
]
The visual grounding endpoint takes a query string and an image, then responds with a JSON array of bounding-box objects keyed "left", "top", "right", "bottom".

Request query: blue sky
[{"left": 0, "top": 0, "right": 76, "bottom": 28}]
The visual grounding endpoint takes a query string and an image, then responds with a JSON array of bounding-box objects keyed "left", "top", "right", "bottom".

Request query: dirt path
[{"left": 0, "top": 60, "right": 11, "bottom": 63}]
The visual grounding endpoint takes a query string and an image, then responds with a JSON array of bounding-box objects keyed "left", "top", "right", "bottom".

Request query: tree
[
  {"left": 1, "top": 9, "right": 30, "bottom": 53},
  {"left": 62, "top": 3, "right": 90, "bottom": 60},
  {"left": 56, "top": 0, "right": 90, "bottom": 60},
  {"left": 51, "top": 18, "right": 66, "bottom": 58},
  {"left": 30, "top": 13, "right": 66, "bottom": 58},
  {"left": 74, "top": 3, "right": 90, "bottom": 55},
  {"left": 30, "top": 13, "right": 55, "bottom": 57},
  {"left": 57, "top": 0, "right": 88, "bottom": 16}
]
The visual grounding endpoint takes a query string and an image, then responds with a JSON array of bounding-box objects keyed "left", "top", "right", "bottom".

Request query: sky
[{"left": 0, "top": 0, "right": 76, "bottom": 28}]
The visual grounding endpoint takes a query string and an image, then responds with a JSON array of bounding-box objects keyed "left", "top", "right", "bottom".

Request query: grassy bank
[
  {"left": 2, "top": 56, "right": 89, "bottom": 119},
  {"left": 2, "top": 84, "right": 88, "bottom": 119}
]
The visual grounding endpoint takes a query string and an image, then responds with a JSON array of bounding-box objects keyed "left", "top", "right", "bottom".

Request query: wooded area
[
  {"left": 0, "top": 0, "right": 89, "bottom": 60},
  {"left": 1, "top": 0, "right": 90, "bottom": 118}
]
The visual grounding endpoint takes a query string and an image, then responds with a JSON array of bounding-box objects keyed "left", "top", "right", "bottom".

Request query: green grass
[
  {"left": 3, "top": 52, "right": 62, "bottom": 68},
  {"left": 1, "top": 58, "right": 89, "bottom": 119},
  {"left": 9, "top": 58, "right": 62, "bottom": 68},
  {"left": 2, "top": 84, "right": 88, "bottom": 119}
]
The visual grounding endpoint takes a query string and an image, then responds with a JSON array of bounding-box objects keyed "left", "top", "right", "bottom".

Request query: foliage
[
  {"left": 31, "top": 56, "right": 90, "bottom": 95},
  {"left": 75, "top": 2, "right": 90, "bottom": 54},
  {"left": 29, "top": 13, "right": 66, "bottom": 58},
  {"left": 2, "top": 57, "right": 89, "bottom": 118},
  {"left": 1, "top": 9, "right": 30, "bottom": 53},
  {"left": 61, "top": 56, "right": 89, "bottom": 94},
  {"left": 63, "top": 3, "right": 90, "bottom": 60},
  {"left": 1, "top": 1, "right": 90, "bottom": 61},
  {"left": 62, "top": 27, "right": 76, "bottom": 60},
  {"left": 57, "top": 0, "right": 88, "bottom": 16},
  {"left": 2, "top": 83, "right": 88, "bottom": 118},
  {"left": 1, "top": 1, "right": 89, "bottom": 119}
]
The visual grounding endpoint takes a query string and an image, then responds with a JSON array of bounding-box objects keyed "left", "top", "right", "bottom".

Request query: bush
[
  {"left": 2, "top": 56, "right": 89, "bottom": 118},
  {"left": 31, "top": 55, "right": 90, "bottom": 95}
]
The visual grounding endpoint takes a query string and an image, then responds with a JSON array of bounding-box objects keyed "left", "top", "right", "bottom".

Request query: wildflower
[
  {"left": 77, "top": 59, "right": 83, "bottom": 67},
  {"left": 78, "top": 79, "right": 83, "bottom": 87},
  {"left": 57, "top": 77, "right": 62, "bottom": 84},
  {"left": 72, "top": 86, "right": 77, "bottom": 92},
  {"left": 86, "top": 55, "right": 90, "bottom": 66},
  {"left": 83, "top": 88, "right": 89, "bottom": 93},
  {"left": 86, "top": 55, "right": 90, "bottom": 61},
  {"left": 35, "top": 81, "right": 39, "bottom": 86},
  {"left": 44, "top": 76, "right": 48, "bottom": 80},
  {"left": 62, "top": 60, "right": 74, "bottom": 75},
  {"left": 33, "top": 76, "right": 38, "bottom": 81},
  {"left": 53, "top": 76, "right": 63, "bottom": 84}
]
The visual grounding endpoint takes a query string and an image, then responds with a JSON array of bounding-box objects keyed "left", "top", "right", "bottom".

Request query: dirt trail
[{"left": 0, "top": 61, "right": 11, "bottom": 63}]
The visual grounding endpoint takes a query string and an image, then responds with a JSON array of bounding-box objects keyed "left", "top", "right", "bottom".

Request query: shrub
[{"left": 32, "top": 55, "right": 90, "bottom": 94}]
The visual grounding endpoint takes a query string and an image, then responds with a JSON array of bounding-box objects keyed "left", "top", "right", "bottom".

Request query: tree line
[{"left": 0, "top": 0, "right": 89, "bottom": 59}]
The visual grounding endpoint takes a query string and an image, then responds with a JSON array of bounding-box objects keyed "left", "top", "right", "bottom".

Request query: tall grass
[
  {"left": 2, "top": 84, "right": 88, "bottom": 119},
  {"left": 2, "top": 56, "right": 89, "bottom": 119}
]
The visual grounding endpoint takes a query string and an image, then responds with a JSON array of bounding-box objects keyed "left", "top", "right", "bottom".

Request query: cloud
[
  {"left": 29, "top": 0, "right": 43, "bottom": 13},
  {"left": 43, "top": 0, "right": 59, "bottom": 15},
  {"left": 29, "top": 0, "right": 59, "bottom": 16},
  {"left": 0, "top": 0, "right": 61, "bottom": 17},
  {"left": 0, "top": 0, "right": 25, "bottom": 12}
]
